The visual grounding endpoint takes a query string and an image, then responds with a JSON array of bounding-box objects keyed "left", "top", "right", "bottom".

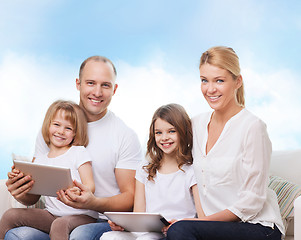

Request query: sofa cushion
[{"left": 269, "top": 175, "right": 301, "bottom": 231}]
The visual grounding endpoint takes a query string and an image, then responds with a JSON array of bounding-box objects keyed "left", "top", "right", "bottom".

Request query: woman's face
[{"left": 199, "top": 63, "right": 241, "bottom": 112}]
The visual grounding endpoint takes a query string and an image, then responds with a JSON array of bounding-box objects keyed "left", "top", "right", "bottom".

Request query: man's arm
[{"left": 57, "top": 168, "right": 136, "bottom": 213}]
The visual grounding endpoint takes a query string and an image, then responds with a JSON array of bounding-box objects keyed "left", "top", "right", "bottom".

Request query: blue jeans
[
  {"left": 4, "top": 226, "right": 50, "bottom": 240},
  {"left": 70, "top": 219, "right": 111, "bottom": 240},
  {"left": 4, "top": 219, "right": 111, "bottom": 240},
  {"left": 166, "top": 220, "right": 282, "bottom": 240}
]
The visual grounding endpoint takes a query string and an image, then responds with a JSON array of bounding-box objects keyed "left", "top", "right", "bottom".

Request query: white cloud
[
  {"left": 0, "top": 51, "right": 300, "bottom": 165},
  {"left": 0, "top": 52, "right": 78, "bottom": 156},
  {"left": 112, "top": 58, "right": 301, "bottom": 151},
  {"left": 110, "top": 60, "right": 210, "bottom": 147},
  {"left": 243, "top": 68, "right": 301, "bottom": 150}
]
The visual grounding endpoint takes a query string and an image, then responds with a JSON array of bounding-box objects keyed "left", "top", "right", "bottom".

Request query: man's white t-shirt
[
  {"left": 135, "top": 161, "right": 197, "bottom": 221},
  {"left": 34, "top": 146, "right": 98, "bottom": 218},
  {"left": 34, "top": 110, "right": 143, "bottom": 219}
]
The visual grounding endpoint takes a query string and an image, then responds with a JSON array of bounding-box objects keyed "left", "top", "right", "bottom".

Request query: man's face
[{"left": 76, "top": 60, "right": 118, "bottom": 122}]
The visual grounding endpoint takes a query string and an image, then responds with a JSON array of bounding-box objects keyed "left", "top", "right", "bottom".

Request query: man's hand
[{"left": 57, "top": 180, "right": 96, "bottom": 210}]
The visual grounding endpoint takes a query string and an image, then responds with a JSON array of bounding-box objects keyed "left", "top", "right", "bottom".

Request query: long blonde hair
[{"left": 200, "top": 46, "right": 245, "bottom": 107}]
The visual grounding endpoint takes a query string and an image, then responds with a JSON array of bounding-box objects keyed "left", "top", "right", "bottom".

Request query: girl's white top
[
  {"left": 136, "top": 161, "right": 197, "bottom": 221},
  {"left": 35, "top": 146, "right": 98, "bottom": 218},
  {"left": 192, "top": 109, "right": 284, "bottom": 234}
]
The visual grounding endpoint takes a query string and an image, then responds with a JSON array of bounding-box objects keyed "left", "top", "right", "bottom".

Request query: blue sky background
[{"left": 1, "top": 0, "right": 301, "bottom": 179}]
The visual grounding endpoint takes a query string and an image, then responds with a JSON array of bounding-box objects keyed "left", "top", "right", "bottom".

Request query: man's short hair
[{"left": 79, "top": 56, "right": 117, "bottom": 79}]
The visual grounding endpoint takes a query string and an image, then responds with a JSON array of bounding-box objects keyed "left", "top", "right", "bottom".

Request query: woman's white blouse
[{"left": 192, "top": 109, "right": 284, "bottom": 234}]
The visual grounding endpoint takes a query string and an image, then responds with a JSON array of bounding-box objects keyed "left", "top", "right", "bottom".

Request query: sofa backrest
[{"left": 270, "top": 149, "right": 301, "bottom": 185}]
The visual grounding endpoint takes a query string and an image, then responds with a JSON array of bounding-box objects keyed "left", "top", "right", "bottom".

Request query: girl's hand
[
  {"left": 56, "top": 180, "right": 96, "bottom": 210},
  {"left": 67, "top": 186, "right": 81, "bottom": 196},
  {"left": 108, "top": 220, "right": 124, "bottom": 231},
  {"left": 61, "top": 186, "right": 81, "bottom": 201},
  {"left": 8, "top": 168, "right": 20, "bottom": 179},
  {"left": 6, "top": 169, "right": 36, "bottom": 204},
  {"left": 162, "top": 219, "right": 177, "bottom": 235}
]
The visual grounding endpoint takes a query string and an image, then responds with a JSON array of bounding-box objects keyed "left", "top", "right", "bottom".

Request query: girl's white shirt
[
  {"left": 34, "top": 146, "right": 98, "bottom": 218},
  {"left": 192, "top": 109, "right": 285, "bottom": 234},
  {"left": 135, "top": 161, "right": 197, "bottom": 221}
]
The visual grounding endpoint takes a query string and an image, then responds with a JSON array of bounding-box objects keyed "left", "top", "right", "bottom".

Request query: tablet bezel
[
  {"left": 13, "top": 160, "right": 73, "bottom": 197},
  {"left": 104, "top": 212, "right": 169, "bottom": 232}
]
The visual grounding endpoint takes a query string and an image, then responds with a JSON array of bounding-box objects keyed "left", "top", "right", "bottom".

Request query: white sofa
[
  {"left": 269, "top": 149, "right": 301, "bottom": 240},
  {"left": 0, "top": 149, "right": 300, "bottom": 240}
]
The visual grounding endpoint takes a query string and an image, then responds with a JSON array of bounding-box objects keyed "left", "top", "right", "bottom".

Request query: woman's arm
[
  {"left": 78, "top": 162, "right": 95, "bottom": 193},
  {"left": 227, "top": 119, "right": 272, "bottom": 222},
  {"left": 185, "top": 185, "right": 239, "bottom": 222},
  {"left": 199, "top": 209, "right": 240, "bottom": 221}
]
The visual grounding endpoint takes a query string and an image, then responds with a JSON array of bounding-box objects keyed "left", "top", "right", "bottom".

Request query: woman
[{"left": 166, "top": 46, "right": 284, "bottom": 240}]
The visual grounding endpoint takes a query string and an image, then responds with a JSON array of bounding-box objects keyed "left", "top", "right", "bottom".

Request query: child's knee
[
  {"left": 0, "top": 209, "right": 24, "bottom": 238},
  {"left": 51, "top": 217, "right": 71, "bottom": 230},
  {"left": 49, "top": 217, "right": 71, "bottom": 239},
  {"left": 1, "top": 208, "right": 24, "bottom": 223}
]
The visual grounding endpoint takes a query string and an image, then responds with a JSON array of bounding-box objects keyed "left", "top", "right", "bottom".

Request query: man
[{"left": 5, "top": 56, "right": 142, "bottom": 239}]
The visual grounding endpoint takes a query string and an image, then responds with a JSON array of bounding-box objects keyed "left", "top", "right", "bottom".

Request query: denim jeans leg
[
  {"left": 166, "top": 220, "right": 282, "bottom": 240},
  {"left": 69, "top": 219, "right": 111, "bottom": 240},
  {"left": 4, "top": 226, "right": 50, "bottom": 240}
]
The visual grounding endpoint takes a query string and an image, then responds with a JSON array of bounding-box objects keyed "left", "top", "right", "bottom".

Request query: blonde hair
[
  {"left": 200, "top": 46, "right": 245, "bottom": 107},
  {"left": 41, "top": 100, "right": 89, "bottom": 147}
]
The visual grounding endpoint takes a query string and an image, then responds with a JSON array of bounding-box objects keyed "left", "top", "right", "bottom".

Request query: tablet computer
[
  {"left": 104, "top": 212, "right": 169, "bottom": 232},
  {"left": 13, "top": 160, "right": 73, "bottom": 197}
]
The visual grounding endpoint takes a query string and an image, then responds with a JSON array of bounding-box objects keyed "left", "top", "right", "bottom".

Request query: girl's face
[
  {"left": 154, "top": 118, "right": 179, "bottom": 156},
  {"left": 48, "top": 110, "right": 75, "bottom": 150},
  {"left": 200, "top": 63, "right": 242, "bottom": 112}
]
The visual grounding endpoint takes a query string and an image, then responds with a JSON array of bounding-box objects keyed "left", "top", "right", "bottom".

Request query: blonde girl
[{"left": 0, "top": 100, "right": 97, "bottom": 240}]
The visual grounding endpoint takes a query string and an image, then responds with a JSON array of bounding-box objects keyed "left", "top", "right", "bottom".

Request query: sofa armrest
[
  {"left": 0, "top": 179, "right": 14, "bottom": 218},
  {"left": 0, "top": 179, "right": 29, "bottom": 218},
  {"left": 294, "top": 195, "right": 301, "bottom": 239}
]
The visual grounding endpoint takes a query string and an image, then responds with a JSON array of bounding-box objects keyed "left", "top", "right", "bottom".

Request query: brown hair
[
  {"left": 200, "top": 46, "right": 245, "bottom": 107},
  {"left": 79, "top": 56, "right": 117, "bottom": 80},
  {"left": 144, "top": 103, "right": 193, "bottom": 181},
  {"left": 41, "top": 100, "right": 89, "bottom": 147}
]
